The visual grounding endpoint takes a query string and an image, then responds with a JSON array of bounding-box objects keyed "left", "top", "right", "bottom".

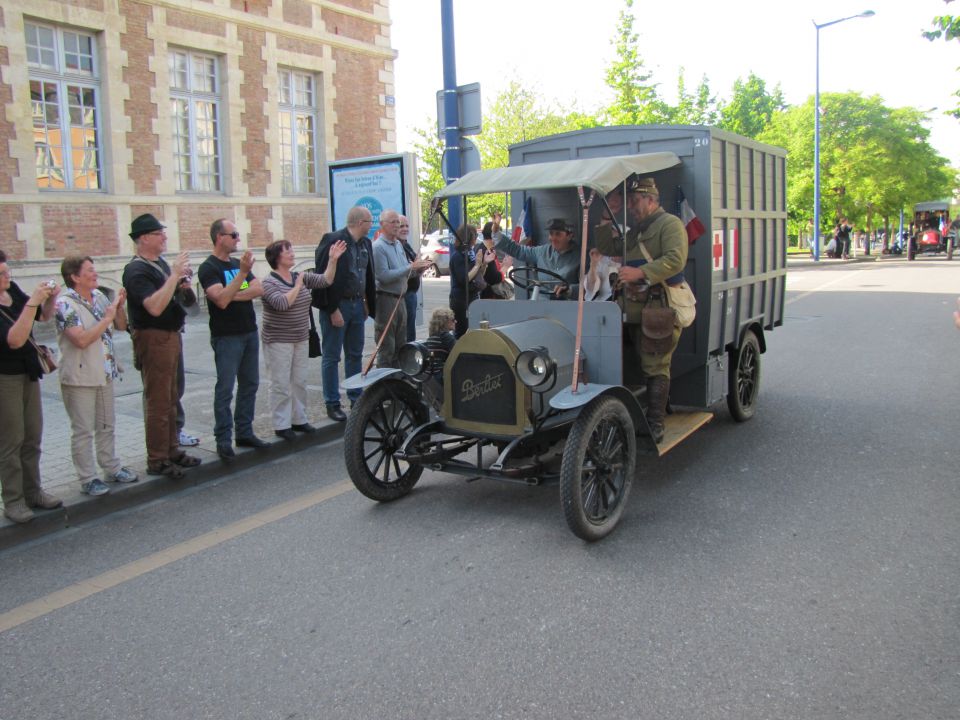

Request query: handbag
[
  {"left": 638, "top": 241, "right": 696, "bottom": 329},
  {"left": 37, "top": 344, "right": 58, "bottom": 373},
  {"left": 0, "top": 305, "right": 58, "bottom": 373},
  {"left": 308, "top": 307, "right": 322, "bottom": 358}
]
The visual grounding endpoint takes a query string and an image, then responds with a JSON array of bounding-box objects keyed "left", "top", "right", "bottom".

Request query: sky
[{"left": 388, "top": 0, "right": 960, "bottom": 167}]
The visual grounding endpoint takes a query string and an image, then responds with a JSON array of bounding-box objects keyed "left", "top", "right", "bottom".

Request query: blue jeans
[
  {"left": 319, "top": 298, "right": 366, "bottom": 406},
  {"left": 210, "top": 330, "right": 260, "bottom": 443},
  {"left": 404, "top": 290, "right": 418, "bottom": 343}
]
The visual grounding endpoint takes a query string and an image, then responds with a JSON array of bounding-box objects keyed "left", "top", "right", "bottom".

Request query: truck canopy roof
[{"left": 433, "top": 151, "right": 681, "bottom": 199}]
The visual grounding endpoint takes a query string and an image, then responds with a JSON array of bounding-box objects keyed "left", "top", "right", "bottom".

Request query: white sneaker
[{"left": 178, "top": 430, "right": 200, "bottom": 447}]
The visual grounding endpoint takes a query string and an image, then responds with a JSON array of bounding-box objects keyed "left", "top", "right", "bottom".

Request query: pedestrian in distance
[
  {"left": 198, "top": 219, "right": 267, "bottom": 459},
  {"left": 261, "top": 238, "right": 345, "bottom": 440},
  {"left": 56, "top": 256, "right": 139, "bottom": 496},
  {"left": 313, "top": 206, "right": 377, "bottom": 422},
  {"left": 0, "top": 249, "right": 63, "bottom": 523},
  {"left": 122, "top": 214, "right": 201, "bottom": 479}
]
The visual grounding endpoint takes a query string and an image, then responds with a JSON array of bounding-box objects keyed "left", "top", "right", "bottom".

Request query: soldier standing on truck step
[{"left": 594, "top": 176, "right": 688, "bottom": 444}]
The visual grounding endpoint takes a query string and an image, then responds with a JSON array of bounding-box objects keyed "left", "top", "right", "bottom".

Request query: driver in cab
[{"left": 491, "top": 217, "right": 580, "bottom": 299}]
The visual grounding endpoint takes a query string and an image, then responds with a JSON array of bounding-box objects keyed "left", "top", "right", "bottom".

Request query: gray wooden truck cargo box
[{"left": 507, "top": 125, "right": 787, "bottom": 408}]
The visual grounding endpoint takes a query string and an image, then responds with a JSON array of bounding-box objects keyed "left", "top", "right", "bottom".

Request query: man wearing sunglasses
[{"left": 198, "top": 219, "right": 266, "bottom": 458}]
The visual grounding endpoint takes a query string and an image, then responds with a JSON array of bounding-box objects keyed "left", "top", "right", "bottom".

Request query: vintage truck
[{"left": 343, "top": 125, "right": 788, "bottom": 541}]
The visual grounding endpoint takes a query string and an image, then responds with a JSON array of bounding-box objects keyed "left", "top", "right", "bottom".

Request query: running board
[{"left": 657, "top": 411, "right": 713, "bottom": 456}]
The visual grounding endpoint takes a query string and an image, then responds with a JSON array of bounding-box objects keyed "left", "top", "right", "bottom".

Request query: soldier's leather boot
[{"left": 645, "top": 375, "right": 670, "bottom": 444}]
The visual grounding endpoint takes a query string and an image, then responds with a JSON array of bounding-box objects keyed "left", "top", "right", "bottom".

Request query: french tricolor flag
[
  {"left": 512, "top": 196, "right": 532, "bottom": 243},
  {"left": 677, "top": 187, "right": 705, "bottom": 245}
]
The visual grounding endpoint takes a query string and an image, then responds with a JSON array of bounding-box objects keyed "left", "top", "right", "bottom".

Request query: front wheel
[
  {"left": 560, "top": 396, "right": 636, "bottom": 541},
  {"left": 344, "top": 380, "right": 429, "bottom": 502},
  {"left": 727, "top": 329, "right": 761, "bottom": 422},
  {"left": 422, "top": 263, "right": 439, "bottom": 279}
]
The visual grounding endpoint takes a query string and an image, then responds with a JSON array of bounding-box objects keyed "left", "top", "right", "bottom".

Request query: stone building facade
[{"left": 0, "top": 0, "right": 395, "bottom": 287}]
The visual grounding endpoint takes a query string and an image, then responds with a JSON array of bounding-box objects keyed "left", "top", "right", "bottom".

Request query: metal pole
[
  {"left": 440, "top": 0, "right": 462, "bottom": 231},
  {"left": 814, "top": 23, "right": 821, "bottom": 261}
]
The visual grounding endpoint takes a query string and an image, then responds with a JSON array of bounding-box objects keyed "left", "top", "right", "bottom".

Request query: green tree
[
  {"left": 410, "top": 121, "right": 445, "bottom": 229},
  {"left": 718, "top": 72, "right": 785, "bottom": 139},
  {"left": 761, "top": 92, "right": 956, "bottom": 237},
  {"left": 602, "top": 0, "right": 668, "bottom": 125},
  {"left": 923, "top": 0, "right": 960, "bottom": 119},
  {"left": 666, "top": 69, "right": 718, "bottom": 125}
]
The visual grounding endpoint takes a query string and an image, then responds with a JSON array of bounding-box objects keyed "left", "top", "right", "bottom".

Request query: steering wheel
[{"left": 507, "top": 266, "right": 569, "bottom": 295}]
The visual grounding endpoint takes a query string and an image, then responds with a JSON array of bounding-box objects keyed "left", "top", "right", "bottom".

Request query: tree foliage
[
  {"left": 665, "top": 70, "right": 719, "bottom": 125},
  {"left": 923, "top": 0, "right": 960, "bottom": 119},
  {"left": 717, "top": 72, "right": 785, "bottom": 138},
  {"left": 602, "top": 0, "right": 669, "bottom": 124},
  {"left": 761, "top": 92, "right": 956, "bottom": 235}
]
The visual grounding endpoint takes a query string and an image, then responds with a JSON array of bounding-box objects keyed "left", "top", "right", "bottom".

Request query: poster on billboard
[{"left": 328, "top": 153, "right": 418, "bottom": 240}]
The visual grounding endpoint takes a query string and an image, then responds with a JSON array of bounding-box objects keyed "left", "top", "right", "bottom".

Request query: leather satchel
[
  {"left": 640, "top": 301, "right": 675, "bottom": 354},
  {"left": 637, "top": 241, "right": 696, "bottom": 329}
]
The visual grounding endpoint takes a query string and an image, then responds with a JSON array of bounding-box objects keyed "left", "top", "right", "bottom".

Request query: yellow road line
[{"left": 0, "top": 480, "right": 354, "bottom": 634}]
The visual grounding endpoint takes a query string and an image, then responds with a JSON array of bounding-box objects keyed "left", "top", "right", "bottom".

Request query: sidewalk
[
  {"left": 0, "top": 283, "right": 450, "bottom": 550},
  {"left": 786, "top": 252, "right": 885, "bottom": 267}
]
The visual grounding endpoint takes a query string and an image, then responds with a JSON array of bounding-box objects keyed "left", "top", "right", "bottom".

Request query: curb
[{"left": 0, "top": 422, "right": 346, "bottom": 552}]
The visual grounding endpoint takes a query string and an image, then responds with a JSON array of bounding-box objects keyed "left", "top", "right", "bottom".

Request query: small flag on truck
[{"left": 676, "top": 187, "right": 705, "bottom": 244}]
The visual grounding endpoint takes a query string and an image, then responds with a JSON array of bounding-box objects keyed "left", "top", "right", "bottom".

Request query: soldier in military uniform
[{"left": 594, "top": 176, "right": 688, "bottom": 443}]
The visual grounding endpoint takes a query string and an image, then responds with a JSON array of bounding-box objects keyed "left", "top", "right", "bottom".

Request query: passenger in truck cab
[{"left": 491, "top": 217, "right": 581, "bottom": 299}]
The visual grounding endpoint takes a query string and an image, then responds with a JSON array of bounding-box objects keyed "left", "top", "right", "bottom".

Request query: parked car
[{"left": 418, "top": 230, "right": 452, "bottom": 277}]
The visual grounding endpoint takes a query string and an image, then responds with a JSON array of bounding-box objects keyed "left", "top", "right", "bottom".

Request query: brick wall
[
  {"left": 166, "top": 9, "right": 226, "bottom": 36},
  {"left": 42, "top": 205, "right": 118, "bottom": 258},
  {"left": 230, "top": 0, "right": 269, "bottom": 17},
  {"left": 177, "top": 205, "right": 237, "bottom": 251},
  {"left": 282, "top": 204, "right": 327, "bottom": 245},
  {"left": 331, "top": 49, "right": 386, "bottom": 159},
  {"left": 0, "top": 47, "right": 18, "bottom": 194},
  {"left": 238, "top": 26, "right": 270, "bottom": 196},
  {"left": 321, "top": 8, "right": 378, "bottom": 44},
  {"left": 276, "top": 34, "right": 325, "bottom": 57},
  {"left": 0, "top": 205, "right": 25, "bottom": 258},
  {"left": 120, "top": 0, "right": 160, "bottom": 195},
  {"left": 282, "top": 0, "right": 312, "bottom": 28},
  {"left": 245, "top": 204, "right": 274, "bottom": 248}
]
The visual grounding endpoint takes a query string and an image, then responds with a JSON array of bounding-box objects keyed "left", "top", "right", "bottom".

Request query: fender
[
  {"left": 551, "top": 383, "right": 657, "bottom": 453},
  {"left": 343, "top": 367, "right": 404, "bottom": 391}
]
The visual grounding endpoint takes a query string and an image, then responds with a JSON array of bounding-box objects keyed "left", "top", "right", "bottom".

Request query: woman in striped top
[{"left": 261, "top": 239, "right": 345, "bottom": 439}]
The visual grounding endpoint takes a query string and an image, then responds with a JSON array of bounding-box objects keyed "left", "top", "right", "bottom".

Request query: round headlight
[
  {"left": 515, "top": 347, "right": 556, "bottom": 389},
  {"left": 398, "top": 342, "right": 430, "bottom": 381}
]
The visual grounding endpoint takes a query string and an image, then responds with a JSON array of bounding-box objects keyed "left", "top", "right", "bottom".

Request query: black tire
[
  {"left": 422, "top": 263, "right": 439, "bottom": 279},
  {"left": 560, "top": 396, "right": 636, "bottom": 542},
  {"left": 727, "top": 329, "right": 761, "bottom": 422},
  {"left": 344, "top": 381, "right": 429, "bottom": 502}
]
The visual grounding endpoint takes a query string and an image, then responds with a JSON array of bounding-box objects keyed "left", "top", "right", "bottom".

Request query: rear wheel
[
  {"left": 727, "top": 329, "right": 761, "bottom": 422},
  {"left": 344, "top": 381, "right": 429, "bottom": 502},
  {"left": 560, "top": 396, "right": 636, "bottom": 541},
  {"left": 422, "top": 263, "right": 439, "bottom": 279}
]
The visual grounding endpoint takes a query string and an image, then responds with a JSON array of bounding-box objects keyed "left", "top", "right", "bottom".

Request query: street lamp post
[{"left": 813, "top": 10, "right": 875, "bottom": 261}]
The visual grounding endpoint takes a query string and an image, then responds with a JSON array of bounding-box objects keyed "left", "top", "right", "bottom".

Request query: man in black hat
[
  {"left": 492, "top": 217, "right": 581, "bottom": 299},
  {"left": 594, "top": 176, "right": 688, "bottom": 444},
  {"left": 122, "top": 214, "right": 201, "bottom": 478}
]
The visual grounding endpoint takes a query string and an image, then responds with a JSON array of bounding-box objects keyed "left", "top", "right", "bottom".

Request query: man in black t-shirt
[{"left": 198, "top": 218, "right": 264, "bottom": 458}]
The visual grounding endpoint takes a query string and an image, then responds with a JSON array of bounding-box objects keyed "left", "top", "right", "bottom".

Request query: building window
[
  {"left": 278, "top": 69, "right": 319, "bottom": 194},
  {"left": 169, "top": 50, "right": 221, "bottom": 192},
  {"left": 26, "top": 22, "right": 102, "bottom": 190}
]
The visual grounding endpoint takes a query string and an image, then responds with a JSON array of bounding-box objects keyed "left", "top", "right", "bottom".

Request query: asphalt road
[{"left": 2, "top": 258, "right": 958, "bottom": 720}]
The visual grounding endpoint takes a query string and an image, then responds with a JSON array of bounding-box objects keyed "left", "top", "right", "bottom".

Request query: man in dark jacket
[{"left": 314, "top": 206, "right": 376, "bottom": 421}]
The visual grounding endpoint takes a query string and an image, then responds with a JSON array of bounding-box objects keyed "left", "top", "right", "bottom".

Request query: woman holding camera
[{"left": 0, "top": 250, "right": 63, "bottom": 524}]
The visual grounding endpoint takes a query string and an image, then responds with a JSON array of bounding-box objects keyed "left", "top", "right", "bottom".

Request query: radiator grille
[{"left": 450, "top": 353, "right": 516, "bottom": 425}]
